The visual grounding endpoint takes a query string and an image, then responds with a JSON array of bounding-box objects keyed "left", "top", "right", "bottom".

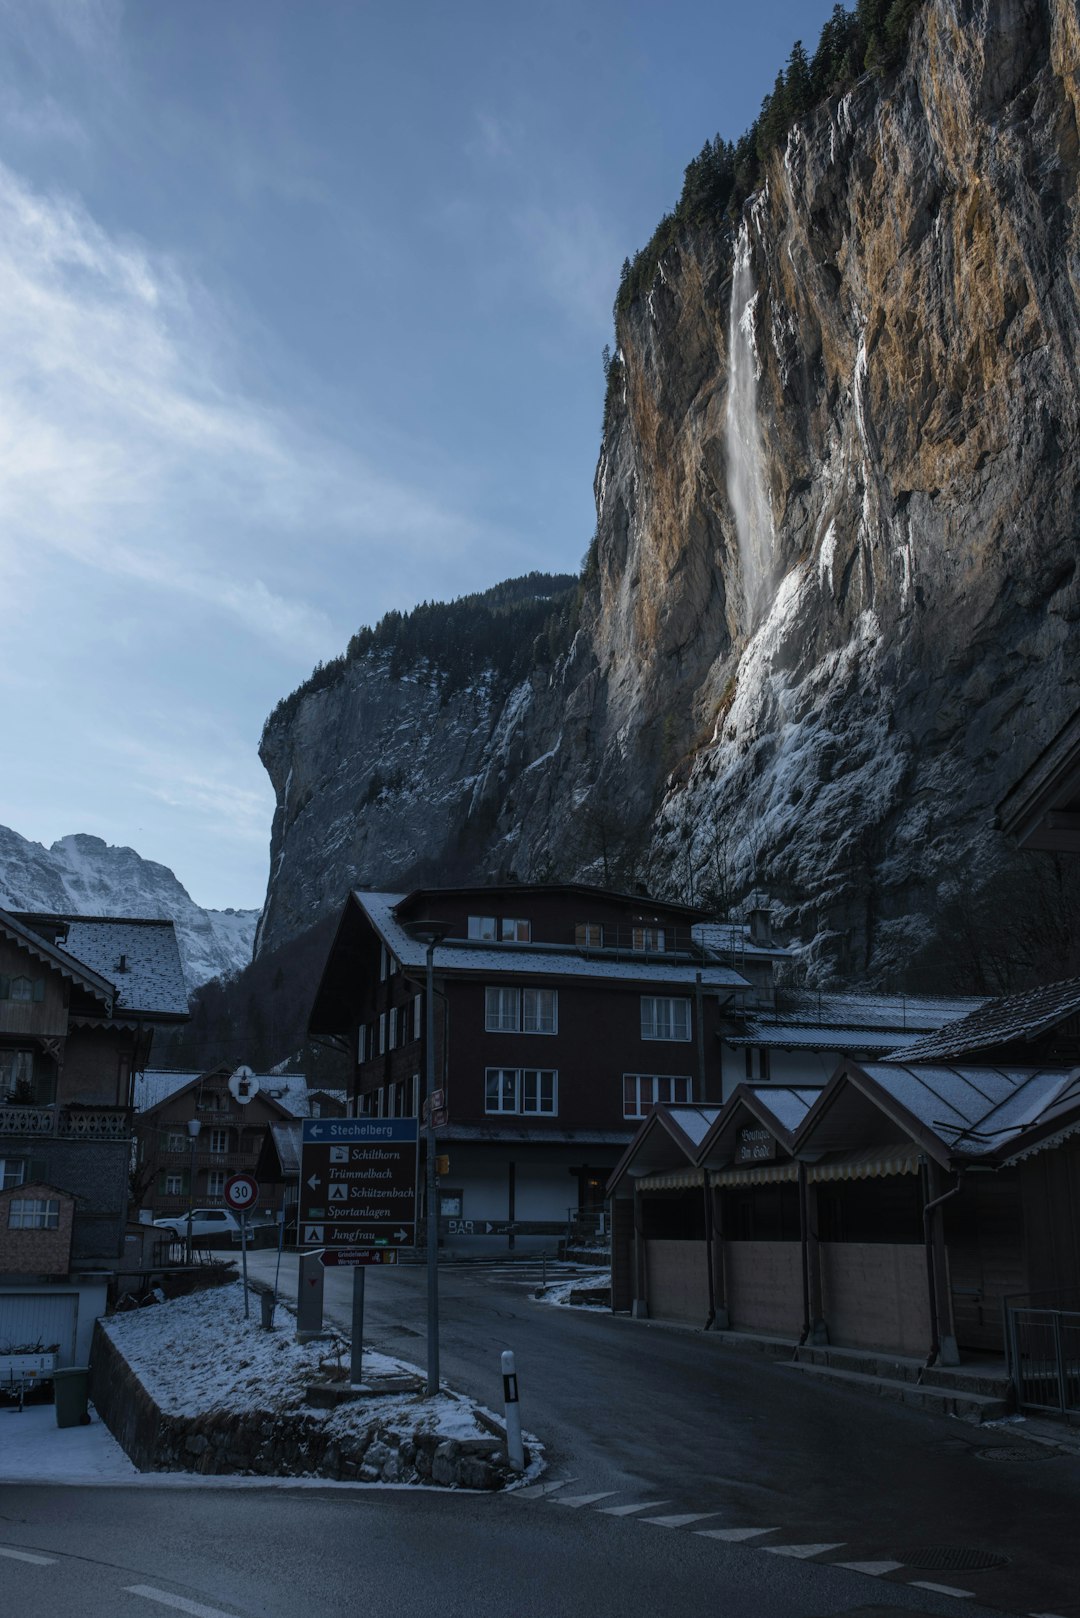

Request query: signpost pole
[
  {"left": 241, "top": 1206, "right": 250, "bottom": 1320},
  {"left": 350, "top": 1266, "right": 365, "bottom": 1386},
  {"left": 424, "top": 938, "right": 439, "bottom": 1396}
]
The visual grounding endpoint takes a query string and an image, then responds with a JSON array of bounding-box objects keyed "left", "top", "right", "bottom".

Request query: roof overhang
[{"left": 998, "top": 708, "right": 1080, "bottom": 852}]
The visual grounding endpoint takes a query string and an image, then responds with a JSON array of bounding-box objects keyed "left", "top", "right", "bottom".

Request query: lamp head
[{"left": 187, "top": 1117, "right": 201, "bottom": 1138}]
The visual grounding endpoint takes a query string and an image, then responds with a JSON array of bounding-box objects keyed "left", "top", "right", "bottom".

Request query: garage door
[{"left": 0, "top": 1292, "right": 79, "bottom": 1364}]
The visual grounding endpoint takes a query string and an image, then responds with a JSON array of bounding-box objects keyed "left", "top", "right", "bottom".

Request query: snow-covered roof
[
  {"left": 357, "top": 890, "right": 748, "bottom": 990},
  {"left": 890, "top": 978, "right": 1080, "bottom": 1063},
  {"left": 856, "top": 1062, "right": 1076, "bottom": 1155},
  {"left": 726, "top": 1024, "right": 931, "bottom": 1053},
  {"left": 692, "top": 922, "right": 795, "bottom": 960},
  {"left": 658, "top": 1105, "right": 724, "bottom": 1147},
  {"left": 21, "top": 915, "right": 190, "bottom": 1018},
  {"left": 748, "top": 992, "right": 986, "bottom": 1033},
  {"left": 746, "top": 1085, "right": 821, "bottom": 1135},
  {"left": 0, "top": 907, "right": 115, "bottom": 1006},
  {"left": 133, "top": 1069, "right": 324, "bottom": 1115}
]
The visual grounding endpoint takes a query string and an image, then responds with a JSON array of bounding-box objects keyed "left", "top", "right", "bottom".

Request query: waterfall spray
[{"left": 725, "top": 222, "right": 774, "bottom": 626}]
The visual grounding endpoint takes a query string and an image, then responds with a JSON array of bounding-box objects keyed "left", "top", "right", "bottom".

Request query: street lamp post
[
  {"left": 185, "top": 1117, "right": 201, "bottom": 1264},
  {"left": 405, "top": 920, "right": 450, "bottom": 1397}
]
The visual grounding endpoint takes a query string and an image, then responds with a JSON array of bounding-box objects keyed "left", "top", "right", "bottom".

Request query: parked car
[{"left": 152, "top": 1208, "right": 242, "bottom": 1242}]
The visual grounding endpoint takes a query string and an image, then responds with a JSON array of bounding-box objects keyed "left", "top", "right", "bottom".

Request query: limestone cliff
[{"left": 258, "top": 0, "right": 1080, "bottom": 983}]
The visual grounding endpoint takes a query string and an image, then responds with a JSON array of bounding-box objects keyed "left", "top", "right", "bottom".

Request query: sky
[{"left": 0, "top": 0, "right": 838, "bottom": 912}]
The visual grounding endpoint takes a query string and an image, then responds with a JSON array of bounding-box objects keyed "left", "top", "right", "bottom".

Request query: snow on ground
[
  {"left": 0, "top": 1402, "right": 138, "bottom": 1482},
  {"left": 103, "top": 1282, "right": 526, "bottom": 1453},
  {"left": 530, "top": 1267, "right": 610, "bottom": 1311}
]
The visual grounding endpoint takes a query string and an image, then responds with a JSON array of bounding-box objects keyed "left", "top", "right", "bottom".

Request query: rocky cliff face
[
  {"left": 0, "top": 827, "right": 259, "bottom": 992},
  {"left": 258, "top": 0, "right": 1080, "bottom": 982}
]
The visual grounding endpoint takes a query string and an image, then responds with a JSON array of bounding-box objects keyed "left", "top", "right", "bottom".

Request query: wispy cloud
[
  {"left": 0, "top": 159, "right": 478, "bottom": 661},
  {"left": 511, "top": 200, "right": 619, "bottom": 333}
]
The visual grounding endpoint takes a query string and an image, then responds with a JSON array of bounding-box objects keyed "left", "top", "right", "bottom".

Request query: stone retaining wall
[{"left": 89, "top": 1320, "right": 513, "bottom": 1489}]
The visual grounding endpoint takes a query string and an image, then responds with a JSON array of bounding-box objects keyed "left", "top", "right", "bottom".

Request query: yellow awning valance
[
  {"left": 710, "top": 1163, "right": 799, "bottom": 1187},
  {"left": 636, "top": 1167, "right": 705, "bottom": 1191},
  {"left": 808, "top": 1149, "right": 921, "bottom": 1182}
]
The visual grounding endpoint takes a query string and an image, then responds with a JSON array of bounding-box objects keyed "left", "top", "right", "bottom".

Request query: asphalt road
[
  {"left": 237, "top": 1251, "right": 1080, "bottom": 1618},
  {"left": 2, "top": 1253, "right": 1078, "bottom": 1618}
]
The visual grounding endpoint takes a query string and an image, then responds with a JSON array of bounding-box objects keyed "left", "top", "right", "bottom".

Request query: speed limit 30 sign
[{"left": 224, "top": 1173, "right": 259, "bottom": 1212}]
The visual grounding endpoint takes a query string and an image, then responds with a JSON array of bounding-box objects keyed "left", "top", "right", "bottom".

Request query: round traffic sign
[{"left": 223, "top": 1173, "right": 259, "bottom": 1212}]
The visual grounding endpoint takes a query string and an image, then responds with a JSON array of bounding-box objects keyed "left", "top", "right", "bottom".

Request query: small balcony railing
[{"left": 0, "top": 1105, "right": 132, "bottom": 1142}]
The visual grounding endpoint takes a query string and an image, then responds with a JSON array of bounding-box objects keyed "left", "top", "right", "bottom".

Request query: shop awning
[
  {"left": 807, "top": 1147, "right": 921, "bottom": 1182},
  {"left": 710, "top": 1163, "right": 799, "bottom": 1187},
  {"left": 635, "top": 1168, "right": 705, "bottom": 1191}
]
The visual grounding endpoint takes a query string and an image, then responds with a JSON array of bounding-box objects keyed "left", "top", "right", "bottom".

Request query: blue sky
[{"left": 0, "top": 0, "right": 838, "bottom": 911}]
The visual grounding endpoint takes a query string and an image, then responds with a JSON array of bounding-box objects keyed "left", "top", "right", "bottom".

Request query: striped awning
[
  {"left": 807, "top": 1148, "right": 921, "bottom": 1182},
  {"left": 710, "top": 1163, "right": 799, "bottom": 1187},
  {"left": 635, "top": 1167, "right": 705, "bottom": 1192}
]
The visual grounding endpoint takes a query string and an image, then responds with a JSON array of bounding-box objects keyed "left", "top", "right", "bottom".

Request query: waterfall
[{"left": 725, "top": 223, "right": 774, "bottom": 626}]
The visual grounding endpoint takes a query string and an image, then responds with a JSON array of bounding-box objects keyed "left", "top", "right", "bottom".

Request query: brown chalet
[
  {"left": 309, "top": 884, "right": 749, "bottom": 1254},
  {"left": 0, "top": 907, "right": 188, "bottom": 1363}
]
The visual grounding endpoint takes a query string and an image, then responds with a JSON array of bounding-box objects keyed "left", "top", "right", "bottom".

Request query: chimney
[
  {"left": 748, "top": 902, "right": 773, "bottom": 948},
  {"left": 117, "top": 953, "right": 128, "bottom": 972}
]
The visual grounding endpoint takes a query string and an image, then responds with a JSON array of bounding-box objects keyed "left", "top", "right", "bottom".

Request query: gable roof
[
  {"left": 606, "top": 1104, "right": 722, "bottom": 1197},
  {"left": 0, "top": 907, "right": 115, "bottom": 1008},
  {"left": 892, "top": 978, "right": 1080, "bottom": 1063},
  {"left": 697, "top": 1084, "right": 820, "bottom": 1164},
  {"left": 11, "top": 912, "right": 188, "bottom": 1020}
]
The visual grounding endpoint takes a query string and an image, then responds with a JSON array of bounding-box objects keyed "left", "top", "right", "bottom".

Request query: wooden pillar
[
  {"left": 926, "top": 1160, "right": 960, "bottom": 1366},
  {"left": 804, "top": 1176, "right": 828, "bottom": 1345},
  {"left": 710, "top": 1183, "right": 729, "bottom": 1329},
  {"left": 632, "top": 1184, "right": 648, "bottom": 1318}
]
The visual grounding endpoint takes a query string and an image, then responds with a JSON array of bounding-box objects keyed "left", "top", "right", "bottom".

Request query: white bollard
[{"left": 501, "top": 1349, "right": 525, "bottom": 1472}]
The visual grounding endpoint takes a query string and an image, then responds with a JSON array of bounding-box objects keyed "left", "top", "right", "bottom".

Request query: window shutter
[
  {"left": 0, "top": 977, "right": 9, "bottom": 999},
  {"left": 33, "top": 978, "right": 44, "bottom": 1003},
  {"left": 28, "top": 1158, "right": 48, "bottom": 1184}
]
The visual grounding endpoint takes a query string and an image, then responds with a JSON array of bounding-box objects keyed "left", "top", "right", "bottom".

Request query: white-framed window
[
  {"left": 500, "top": 918, "right": 531, "bottom": 942},
  {"left": 484, "top": 1068, "right": 558, "bottom": 1116},
  {"left": 633, "top": 926, "right": 665, "bottom": 951},
  {"left": 413, "top": 995, "right": 422, "bottom": 1039},
  {"left": 8, "top": 1196, "right": 60, "bottom": 1230},
  {"left": 7, "top": 976, "right": 42, "bottom": 1003},
  {"left": 484, "top": 986, "right": 557, "bottom": 1034},
  {"left": 165, "top": 1131, "right": 185, "bottom": 1153},
  {"left": 0, "top": 1159, "right": 26, "bottom": 1190},
  {"left": 622, "top": 1074, "right": 692, "bottom": 1119},
  {"left": 164, "top": 1172, "right": 184, "bottom": 1195},
  {"left": 209, "top": 1129, "right": 229, "bottom": 1154},
  {"left": 196, "top": 1091, "right": 222, "bottom": 1110},
  {"left": 744, "top": 1048, "right": 771, "bottom": 1081},
  {"left": 468, "top": 915, "right": 498, "bottom": 940},
  {"left": 207, "top": 1170, "right": 225, "bottom": 1197},
  {"left": 641, "top": 996, "right": 691, "bottom": 1041},
  {"left": 575, "top": 922, "right": 603, "bottom": 946}
]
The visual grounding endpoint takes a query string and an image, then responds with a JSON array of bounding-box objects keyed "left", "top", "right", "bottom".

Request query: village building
[
  {"left": 132, "top": 1066, "right": 347, "bottom": 1224},
  {"left": 308, "top": 884, "right": 752, "bottom": 1253},
  {"left": 716, "top": 990, "right": 986, "bottom": 1094},
  {"left": 609, "top": 976, "right": 1080, "bottom": 1376},
  {"left": 998, "top": 705, "right": 1080, "bottom": 854},
  {"left": 0, "top": 908, "right": 188, "bottom": 1364}
]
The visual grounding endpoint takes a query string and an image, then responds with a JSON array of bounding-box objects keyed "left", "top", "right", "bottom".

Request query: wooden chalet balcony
[{"left": 0, "top": 1105, "right": 132, "bottom": 1142}]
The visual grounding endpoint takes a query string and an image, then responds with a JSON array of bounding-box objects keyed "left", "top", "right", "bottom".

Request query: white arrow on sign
[
  {"left": 395, "top": 1228, "right": 408, "bottom": 1241},
  {"left": 309, "top": 1124, "right": 325, "bottom": 1139},
  {"left": 306, "top": 1175, "right": 321, "bottom": 1191}
]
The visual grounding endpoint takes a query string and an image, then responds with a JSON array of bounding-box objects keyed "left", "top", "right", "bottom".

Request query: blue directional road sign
[{"left": 299, "top": 1118, "right": 418, "bottom": 1248}]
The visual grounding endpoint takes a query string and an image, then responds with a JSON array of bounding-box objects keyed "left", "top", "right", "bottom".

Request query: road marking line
[
  {"left": 696, "top": 1527, "right": 779, "bottom": 1542},
  {"left": 0, "top": 1547, "right": 57, "bottom": 1566},
  {"left": 642, "top": 1511, "right": 721, "bottom": 1528},
  {"left": 763, "top": 1542, "right": 845, "bottom": 1559},
  {"left": 598, "top": 1501, "right": 671, "bottom": 1517},
  {"left": 556, "top": 1491, "right": 619, "bottom": 1508},
  {"left": 835, "top": 1560, "right": 905, "bottom": 1576},
  {"left": 124, "top": 1586, "right": 242, "bottom": 1618},
  {"left": 513, "top": 1479, "right": 570, "bottom": 1499},
  {"left": 908, "top": 1581, "right": 974, "bottom": 1599}
]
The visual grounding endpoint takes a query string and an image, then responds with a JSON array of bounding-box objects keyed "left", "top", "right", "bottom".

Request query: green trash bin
[{"left": 53, "top": 1366, "right": 90, "bottom": 1428}]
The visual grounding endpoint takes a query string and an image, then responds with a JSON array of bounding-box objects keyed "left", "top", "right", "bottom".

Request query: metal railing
[
  {"left": 0, "top": 1105, "right": 132, "bottom": 1141},
  {"left": 1004, "top": 1293, "right": 1080, "bottom": 1417}
]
